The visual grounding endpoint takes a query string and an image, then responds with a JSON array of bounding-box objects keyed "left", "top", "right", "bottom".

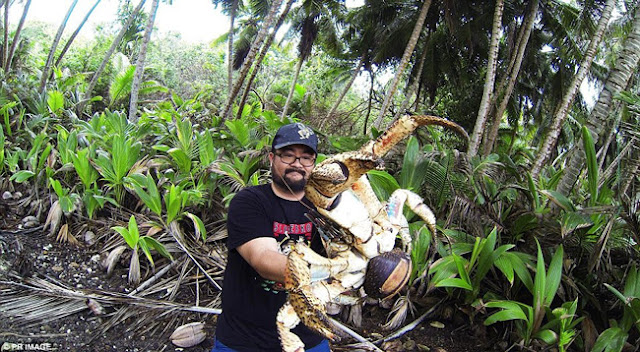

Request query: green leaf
[
  {"left": 141, "top": 236, "right": 173, "bottom": 261},
  {"left": 168, "top": 147, "right": 192, "bottom": 174},
  {"left": 10, "top": 170, "right": 35, "bottom": 183},
  {"left": 165, "top": 184, "right": 182, "bottom": 223},
  {"left": 582, "top": 126, "right": 598, "bottom": 206},
  {"left": 112, "top": 226, "right": 135, "bottom": 249},
  {"left": 533, "top": 240, "right": 546, "bottom": 315},
  {"left": 49, "top": 178, "right": 65, "bottom": 198},
  {"left": 138, "top": 237, "right": 155, "bottom": 266},
  {"left": 545, "top": 245, "right": 564, "bottom": 306},
  {"left": 126, "top": 173, "right": 162, "bottom": 217},
  {"left": 534, "top": 329, "right": 558, "bottom": 344},
  {"left": 367, "top": 170, "right": 400, "bottom": 201},
  {"left": 560, "top": 212, "right": 593, "bottom": 237},
  {"left": 435, "top": 278, "right": 473, "bottom": 291},
  {"left": 128, "top": 215, "right": 140, "bottom": 240},
  {"left": 540, "top": 190, "right": 576, "bottom": 212},
  {"left": 47, "top": 90, "right": 64, "bottom": 113},
  {"left": 185, "top": 212, "right": 207, "bottom": 241},
  {"left": 484, "top": 301, "right": 529, "bottom": 325},
  {"left": 591, "top": 327, "right": 627, "bottom": 352}
]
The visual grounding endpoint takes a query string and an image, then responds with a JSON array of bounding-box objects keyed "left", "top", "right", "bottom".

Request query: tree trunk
[
  {"left": 39, "top": 0, "right": 78, "bottom": 93},
  {"left": 373, "top": 0, "right": 432, "bottom": 130},
  {"left": 618, "top": 145, "right": 640, "bottom": 199},
  {"left": 54, "top": 0, "right": 101, "bottom": 69},
  {"left": 5, "top": 0, "right": 31, "bottom": 71},
  {"left": 556, "top": 5, "right": 640, "bottom": 195},
  {"left": 281, "top": 57, "right": 304, "bottom": 119},
  {"left": 393, "top": 45, "right": 428, "bottom": 122},
  {"left": 326, "top": 53, "right": 366, "bottom": 120},
  {"left": 222, "top": 0, "right": 283, "bottom": 120},
  {"left": 531, "top": 0, "right": 615, "bottom": 179},
  {"left": 2, "top": 0, "right": 8, "bottom": 69},
  {"left": 81, "top": 0, "right": 146, "bottom": 113},
  {"left": 236, "top": 0, "right": 294, "bottom": 120},
  {"left": 129, "top": 0, "right": 160, "bottom": 123},
  {"left": 482, "top": 0, "right": 538, "bottom": 156},
  {"left": 363, "top": 70, "right": 375, "bottom": 135},
  {"left": 468, "top": 0, "right": 504, "bottom": 157},
  {"left": 227, "top": 0, "right": 237, "bottom": 97}
]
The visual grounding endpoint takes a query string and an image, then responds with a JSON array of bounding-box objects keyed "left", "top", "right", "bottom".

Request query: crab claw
[
  {"left": 282, "top": 244, "right": 349, "bottom": 344},
  {"left": 306, "top": 151, "right": 383, "bottom": 209}
]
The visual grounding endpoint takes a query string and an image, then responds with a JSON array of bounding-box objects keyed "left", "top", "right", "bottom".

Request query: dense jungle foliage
[{"left": 1, "top": 0, "right": 640, "bottom": 351}]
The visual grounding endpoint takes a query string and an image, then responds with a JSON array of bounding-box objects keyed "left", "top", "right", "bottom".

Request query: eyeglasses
[{"left": 276, "top": 152, "right": 316, "bottom": 167}]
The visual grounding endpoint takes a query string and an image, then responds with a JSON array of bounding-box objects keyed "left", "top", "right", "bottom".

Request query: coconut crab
[{"left": 276, "top": 115, "right": 469, "bottom": 352}]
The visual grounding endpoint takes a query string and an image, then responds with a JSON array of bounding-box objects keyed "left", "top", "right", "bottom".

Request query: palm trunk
[
  {"left": 618, "top": 146, "right": 640, "bottom": 198},
  {"left": 363, "top": 70, "right": 375, "bottom": 135},
  {"left": 223, "top": 0, "right": 283, "bottom": 120},
  {"left": 129, "top": 0, "right": 160, "bottom": 123},
  {"left": 468, "top": 0, "right": 504, "bottom": 157},
  {"left": 81, "top": 0, "right": 146, "bottom": 113},
  {"left": 373, "top": 0, "right": 432, "bottom": 130},
  {"left": 39, "top": 0, "right": 78, "bottom": 93},
  {"left": 393, "top": 46, "right": 429, "bottom": 122},
  {"left": 556, "top": 5, "right": 640, "bottom": 195},
  {"left": 5, "top": 0, "right": 31, "bottom": 71},
  {"left": 2, "top": 0, "right": 8, "bottom": 69},
  {"left": 531, "top": 0, "right": 615, "bottom": 179},
  {"left": 54, "top": 0, "right": 101, "bottom": 69},
  {"left": 227, "top": 0, "right": 237, "bottom": 97},
  {"left": 482, "top": 0, "right": 538, "bottom": 156},
  {"left": 281, "top": 58, "right": 304, "bottom": 119},
  {"left": 236, "top": 0, "right": 294, "bottom": 120},
  {"left": 326, "top": 53, "right": 366, "bottom": 120}
]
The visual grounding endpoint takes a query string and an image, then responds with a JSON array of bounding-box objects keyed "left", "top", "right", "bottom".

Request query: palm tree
[
  {"left": 531, "top": 0, "right": 616, "bottom": 179},
  {"left": 325, "top": 52, "right": 366, "bottom": 120},
  {"left": 54, "top": 0, "right": 101, "bottom": 69},
  {"left": 236, "top": 0, "right": 296, "bottom": 120},
  {"left": 4, "top": 0, "right": 31, "bottom": 71},
  {"left": 81, "top": 0, "right": 147, "bottom": 114},
  {"left": 129, "top": 0, "right": 160, "bottom": 123},
  {"left": 481, "top": 0, "right": 539, "bottom": 156},
  {"left": 212, "top": 0, "right": 242, "bottom": 97},
  {"left": 468, "top": 0, "right": 505, "bottom": 157},
  {"left": 39, "top": 0, "right": 79, "bottom": 93},
  {"left": 222, "top": 0, "right": 283, "bottom": 120},
  {"left": 373, "top": 0, "right": 432, "bottom": 130},
  {"left": 2, "top": 0, "right": 9, "bottom": 69},
  {"left": 557, "top": 5, "right": 640, "bottom": 195},
  {"left": 280, "top": 0, "right": 345, "bottom": 119}
]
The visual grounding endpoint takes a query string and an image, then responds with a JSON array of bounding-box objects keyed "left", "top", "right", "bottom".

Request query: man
[{"left": 213, "top": 123, "right": 330, "bottom": 352}]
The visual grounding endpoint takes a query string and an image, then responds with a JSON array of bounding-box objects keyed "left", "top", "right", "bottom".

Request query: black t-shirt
[{"left": 215, "top": 183, "right": 325, "bottom": 351}]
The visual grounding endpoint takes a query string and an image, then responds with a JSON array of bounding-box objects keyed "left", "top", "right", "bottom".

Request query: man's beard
[{"left": 272, "top": 166, "right": 307, "bottom": 193}]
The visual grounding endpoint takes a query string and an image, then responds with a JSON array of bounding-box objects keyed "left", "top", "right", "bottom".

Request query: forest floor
[{"left": 0, "top": 196, "right": 491, "bottom": 352}]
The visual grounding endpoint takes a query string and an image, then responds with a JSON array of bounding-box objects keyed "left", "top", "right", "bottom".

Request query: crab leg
[
  {"left": 387, "top": 189, "right": 438, "bottom": 252},
  {"left": 360, "top": 114, "right": 469, "bottom": 157},
  {"left": 306, "top": 115, "right": 468, "bottom": 210}
]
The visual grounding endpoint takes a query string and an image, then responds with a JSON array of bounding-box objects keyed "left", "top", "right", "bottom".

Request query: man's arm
[{"left": 237, "top": 237, "right": 287, "bottom": 282}]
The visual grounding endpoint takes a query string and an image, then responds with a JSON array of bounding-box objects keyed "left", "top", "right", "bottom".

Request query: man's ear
[{"left": 268, "top": 152, "right": 275, "bottom": 165}]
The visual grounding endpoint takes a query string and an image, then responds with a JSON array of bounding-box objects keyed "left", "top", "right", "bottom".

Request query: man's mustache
[{"left": 285, "top": 168, "right": 306, "bottom": 177}]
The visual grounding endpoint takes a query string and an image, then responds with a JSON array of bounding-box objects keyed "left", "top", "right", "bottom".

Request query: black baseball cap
[{"left": 272, "top": 123, "right": 318, "bottom": 154}]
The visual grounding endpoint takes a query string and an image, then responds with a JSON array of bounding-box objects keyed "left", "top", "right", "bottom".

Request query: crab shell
[{"left": 363, "top": 249, "right": 412, "bottom": 299}]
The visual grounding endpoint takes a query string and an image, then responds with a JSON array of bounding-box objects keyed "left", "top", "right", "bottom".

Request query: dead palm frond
[
  {"left": 382, "top": 294, "right": 417, "bottom": 331},
  {"left": 55, "top": 223, "right": 79, "bottom": 245},
  {"left": 0, "top": 276, "right": 221, "bottom": 333}
]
